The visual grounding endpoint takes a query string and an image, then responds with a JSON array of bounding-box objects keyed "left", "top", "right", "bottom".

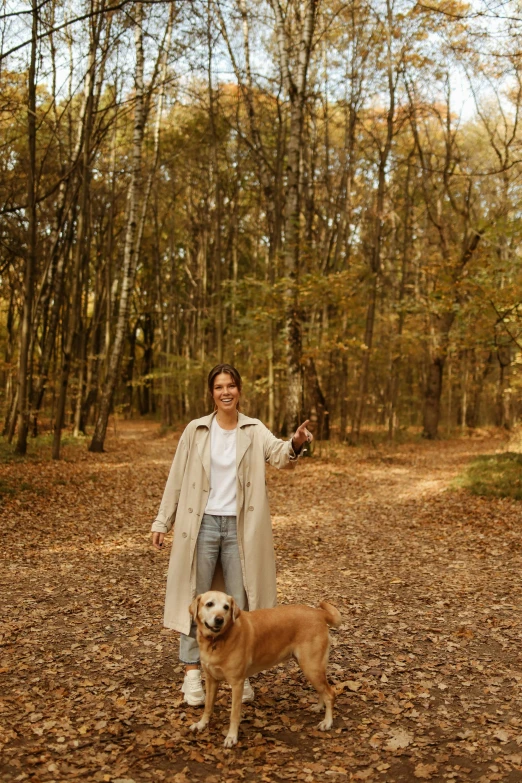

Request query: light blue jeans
[{"left": 179, "top": 514, "right": 248, "bottom": 664}]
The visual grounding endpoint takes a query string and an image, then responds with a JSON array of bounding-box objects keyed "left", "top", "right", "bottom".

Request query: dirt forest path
[{"left": 2, "top": 423, "right": 522, "bottom": 783}]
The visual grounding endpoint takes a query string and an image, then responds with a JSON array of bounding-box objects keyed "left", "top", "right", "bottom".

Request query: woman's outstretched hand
[
  {"left": 152, "top": 532, "right": 165, "bottom": 550},
  {"left": 291, "top": 420, "right": 313, "bottom": 452}
]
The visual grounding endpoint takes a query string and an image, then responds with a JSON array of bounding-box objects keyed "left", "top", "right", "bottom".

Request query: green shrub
[
  {"left": 456, "top": 452, "right": 522, "bottom": 500},
  {"left": 0, "top": 432, "right": 86, "bottom": 463}
]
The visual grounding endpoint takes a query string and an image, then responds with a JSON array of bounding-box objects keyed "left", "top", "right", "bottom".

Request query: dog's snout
[{"left": 215, "top": 616, "right": 224, "bottom": 626}]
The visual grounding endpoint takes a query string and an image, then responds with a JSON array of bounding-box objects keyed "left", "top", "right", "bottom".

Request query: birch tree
[{"left": 270, "top": 0, "right": 317, "bottom": 433}]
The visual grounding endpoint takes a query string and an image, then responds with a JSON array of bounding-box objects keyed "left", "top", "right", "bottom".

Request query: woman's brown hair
[{"left": 207, "top": 364, "right": 242, "bottom": 399}]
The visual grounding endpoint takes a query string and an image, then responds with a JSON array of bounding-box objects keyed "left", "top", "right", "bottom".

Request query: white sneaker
[
  {"left": 181, "top": 670, "right": 205, "bottom": 706},
  {"left": 242, "top": 678, "right": 254, "bottom": 703}
]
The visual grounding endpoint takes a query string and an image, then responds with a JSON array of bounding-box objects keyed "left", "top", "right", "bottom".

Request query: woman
[{"left": 151, "top": 363, "right": 312, "bottom": 706}]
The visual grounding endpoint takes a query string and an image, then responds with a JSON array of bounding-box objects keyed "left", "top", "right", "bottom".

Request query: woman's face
[{"left": 212, "top": 372, "right": 240, "bottom": 415}]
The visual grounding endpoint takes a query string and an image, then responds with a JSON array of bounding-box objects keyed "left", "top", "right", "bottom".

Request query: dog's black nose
[{"left": 215, "top": 616, "right": 224, "bottom": 626}]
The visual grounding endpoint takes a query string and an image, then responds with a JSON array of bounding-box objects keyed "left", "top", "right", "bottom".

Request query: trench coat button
[
  {"left": 188, "top": 508, "right": 193, "bottom": 513},
  {"left": 192, "top": 482, "right": 195, "bottom": 488},
  {"left": 246, "top": 482, "right": 251, "bottom": 487},
  {"left": 248, "top": 505, "right": 254, "bottom": 512},
  {"left": 182, "top": 532, "right": 187, "bottom": 538}
]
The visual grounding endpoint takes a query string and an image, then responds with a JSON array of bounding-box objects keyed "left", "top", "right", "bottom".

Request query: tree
[
  {"left": 89, "top": 2, "right": 146, "bottom": 452},
  {"left": 270, "top": 0, "right": 317, "bottom": 433},
  {"left": 14, "top": 0, "right": 38, "bottom": 455}
]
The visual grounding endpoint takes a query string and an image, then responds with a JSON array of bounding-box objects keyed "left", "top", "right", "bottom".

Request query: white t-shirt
[{"left": 204, "top": 417, "right": 237, "bottom": 516}]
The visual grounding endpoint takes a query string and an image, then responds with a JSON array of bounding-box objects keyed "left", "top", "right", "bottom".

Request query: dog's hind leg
[
  {"left": 316, "top": 683, "right": 335, "bottom": 731},
  {"left": 190, "top": 672, "right": 218, "bottom": 734},
  {"left": 298, "top": 659, "right": 335, "bottom": 731}
]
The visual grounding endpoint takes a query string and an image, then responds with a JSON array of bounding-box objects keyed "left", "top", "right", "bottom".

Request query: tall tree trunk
[
  {"left": 30, "top": 191, "right": 76, "bottom": 435},
  {"left": 29, "top": 3, "right": 88, "bottom": 437},
  {"left": 72, "top": 313, "right": 89, "bottom": 436},
  {"left": 284, "top": 95, "right": 305, "bottom": 435},
  {"left": 271, "top": 0, "right": 316, "bottom": 434},
  {"left": 52, "top": 2, "right": 100, "bottom": 459},
  {"left": 352, "top": 273, "right": 378, "bottom": 439},
  {"left": 2, "top": 282, "right": 16, "bottom": 437},
  {"left": 388, "top": 152, "right": 413, "bottom": 438},
  {"left": 15, "top": 0, "right": 38, "bottom": 455},
  {"left": 207, "top": 0, "right": 224, "bottom": 361},
  {"left": 352, "top": 0, "right": 396, "bottom": 439},
  {"left": 89, "top": 5, "right": 145, "bottom": 452}
]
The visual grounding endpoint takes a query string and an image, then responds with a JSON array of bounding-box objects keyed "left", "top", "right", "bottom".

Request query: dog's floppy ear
[
  {"left": 189, "top": 595, "right": 201, "bottom": 621},
  {"left": 230, "top": 596, "right": 241, "bottom": 622}
]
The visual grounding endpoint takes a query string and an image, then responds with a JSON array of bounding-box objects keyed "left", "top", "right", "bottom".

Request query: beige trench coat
[{"left": 151, "top": 412, "right": 297, "bottom": 635}]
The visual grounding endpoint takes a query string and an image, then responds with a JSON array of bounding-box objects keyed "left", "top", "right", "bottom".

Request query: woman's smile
[{"left": 212, "top": 372, "right": 240, "bottom": 417}]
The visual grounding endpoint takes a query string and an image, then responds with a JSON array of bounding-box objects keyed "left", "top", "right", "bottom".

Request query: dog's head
[{"left": 189, "top": 590, "right": 241, "bottom": 638}]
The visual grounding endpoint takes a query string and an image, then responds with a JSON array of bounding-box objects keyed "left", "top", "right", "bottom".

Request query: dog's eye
[
  {"left": 223, "top": 604, "right": 229, "bottom": 611},
  {"left": 205, "top": 601, "right": 214, "bottom": 608}
]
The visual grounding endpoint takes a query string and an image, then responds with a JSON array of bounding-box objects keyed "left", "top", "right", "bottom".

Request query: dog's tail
[{"left": 319, "top": 601, "right": 342, "bottom": 628}]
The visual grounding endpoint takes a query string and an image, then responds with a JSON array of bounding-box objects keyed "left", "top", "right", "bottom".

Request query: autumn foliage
[{"left": 1, "top": 0, "right": 522, "bottom": 455}]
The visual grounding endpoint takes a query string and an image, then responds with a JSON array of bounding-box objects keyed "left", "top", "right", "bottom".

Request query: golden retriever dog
[{"left": 188, "top": 590, "right": 341, "bottom": 747}]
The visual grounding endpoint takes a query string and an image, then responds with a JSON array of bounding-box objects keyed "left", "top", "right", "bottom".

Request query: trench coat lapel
[
  {"left": 195, "top": 413, "right": 213, "bottom": 485},
  {"left": 236, "top": 414, "right": 253, "bottom": 470}
]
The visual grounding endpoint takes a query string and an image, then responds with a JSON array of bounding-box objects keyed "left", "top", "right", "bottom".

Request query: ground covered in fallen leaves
[{"left": 2, "top": 422, "right": 522, "bottom": 783}]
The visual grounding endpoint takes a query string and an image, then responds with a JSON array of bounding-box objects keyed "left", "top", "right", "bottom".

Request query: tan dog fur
[{"left": 188, "top": 590, "right": 341, "bottom": 747}]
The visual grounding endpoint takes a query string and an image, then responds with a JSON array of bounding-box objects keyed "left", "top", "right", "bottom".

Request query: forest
[
  {"left": 1, "top": 0, "right": 522, "bottom": 457},
  {"left": 3, "top": 4, "right": 522, "bottom": 778}
]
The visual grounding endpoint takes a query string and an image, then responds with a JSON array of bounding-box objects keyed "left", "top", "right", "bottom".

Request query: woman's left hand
[{"left": 292, "top": 420, "right": 313, "bottom": 452}]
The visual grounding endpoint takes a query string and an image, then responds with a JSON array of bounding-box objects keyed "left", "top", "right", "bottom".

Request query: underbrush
[
  {"left": 456, "top": 452, "right": 522, "bottom": 500},
  {"left": 0, "top": 431, "right": 86, "bottom": 464}
]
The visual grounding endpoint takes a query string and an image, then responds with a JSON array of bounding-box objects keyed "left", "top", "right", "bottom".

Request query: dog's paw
[
  {"left": 189, "top": 720, "right": 207, "bottom": 733},
  {"left": 223, "top": 733, "right": 238, "bottom": 748},
  {"left": 310, "top": 702, "right": 323, "bottom": 713},
  {"left": 317, "top": 718, "right": 333, "bottom": 731}
]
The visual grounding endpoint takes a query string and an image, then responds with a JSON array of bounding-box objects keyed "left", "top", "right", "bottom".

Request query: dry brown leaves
[{"left": 1, "top": 422, "right": 522, "bottom": 783}]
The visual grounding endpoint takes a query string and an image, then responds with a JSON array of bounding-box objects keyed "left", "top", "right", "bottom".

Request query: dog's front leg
[
  {"left": 190, "top": 673, "right": 218, "bottom": 734},
  {"left": 223, "top": 680, "right": 244, "bottom": 748}
]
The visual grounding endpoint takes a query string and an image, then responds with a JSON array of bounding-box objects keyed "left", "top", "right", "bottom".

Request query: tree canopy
[{"left": 2, "top": 0, "right": 522, "bottom": 454}]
